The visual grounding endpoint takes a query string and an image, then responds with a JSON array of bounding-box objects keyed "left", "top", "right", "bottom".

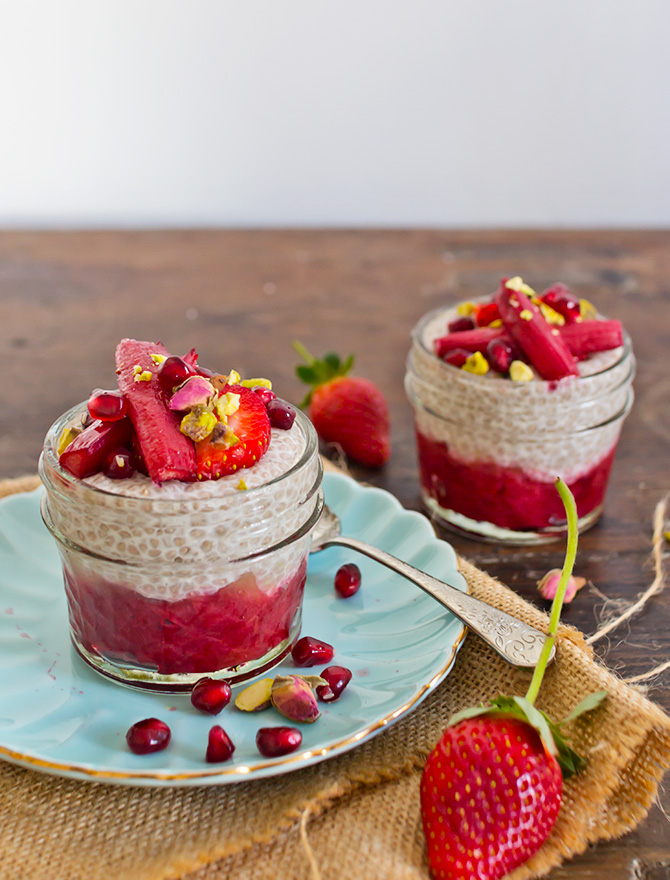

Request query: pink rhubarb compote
[
  {"left": 406, "top": 278, "right": 635, "bottom": 544},
  {"left": 39, "top": 339, "right": 322, "bottom": 690}
]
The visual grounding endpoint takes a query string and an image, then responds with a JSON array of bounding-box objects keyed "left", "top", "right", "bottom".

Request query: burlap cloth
[{"left": 1, "top": 474, "right": 670, "bottom": 880}]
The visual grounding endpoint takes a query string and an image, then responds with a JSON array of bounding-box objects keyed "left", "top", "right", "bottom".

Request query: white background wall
[{"left": 0, "top": 0, "right": 668, "bottom": 228}]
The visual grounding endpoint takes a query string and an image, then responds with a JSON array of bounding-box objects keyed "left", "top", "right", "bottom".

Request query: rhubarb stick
[
  {"left": 497, "top": 288, "right": 579, "bottom": 380},
  {"left": 559, "top": 320, "right": 623, "bottom": 359},
  {"left": 116, "top": 339, "right": 197, "bottom": 483}
]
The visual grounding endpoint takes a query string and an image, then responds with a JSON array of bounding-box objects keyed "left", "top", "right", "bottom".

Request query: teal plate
[{"left": 0, "top": 471, "right": 466, "bottom": 787}]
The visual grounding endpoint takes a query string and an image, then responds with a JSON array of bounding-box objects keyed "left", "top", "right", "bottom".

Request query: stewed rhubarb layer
[
  {"left": 416, "top": 430, "right": 617, "bottom": 533},
  {"left": 62, "top": 557, "right": 307, "bottom": 675}
]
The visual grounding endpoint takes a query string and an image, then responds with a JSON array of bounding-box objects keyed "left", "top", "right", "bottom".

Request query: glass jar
[
  {"left": 39, "top": 404, "right": 322, "bottom": 691},
  {"left": 406, "top": 306, "right": 635, "bottom": 545}
]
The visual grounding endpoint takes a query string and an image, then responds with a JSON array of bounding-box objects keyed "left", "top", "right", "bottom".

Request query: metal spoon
[{"left": 310, "top": 503, "right": 554, "bottom": 669}]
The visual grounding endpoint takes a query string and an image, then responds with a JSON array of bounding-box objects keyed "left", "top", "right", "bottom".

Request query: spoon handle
[{"left": 322, "top": 536, "right": 552, "bottom": 669}]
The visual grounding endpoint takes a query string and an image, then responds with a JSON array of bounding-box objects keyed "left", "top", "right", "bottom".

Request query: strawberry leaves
[{"left": 293, "top": 342, "right": 354, "bottom": 406}]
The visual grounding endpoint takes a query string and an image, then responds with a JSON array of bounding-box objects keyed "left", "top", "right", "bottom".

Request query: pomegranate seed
[
  {"left": 253, "top": 386, "right": 277, "bottom": 407},
  {"left": 206, "top": 725, "right": 235, "bottom": 763},
  {"left": 316, "top": 666, "right": 353, "bottom": 703},
  {"left": 87, "top": 389, "right": 127, "bottom": 421},
  {"left": 486, "top": 338, "right": 515, "bottom": 375},
  {"left": 256, "top": 726, "right": 302, "bottom": 758},
  {"left": 157, "top": 356, "right": 196, "bottom": 392},
  {"left": 334, "top": 563, "right": 361, "bottom": 598},
  {"left": 190, "top": 677, "right": 232, "bottom": 715},
  {"left": 103, "top": 448, "right": 136, "bottom": 480},
  {"left": 266, "top": 399, "right": 296, "bottom": 430},
  {"left": 475, "top": 302, "right": 501, "bottom": 327},
  {"left": 542, "top": 284, "right": 582, "bottom": 324},
  {"left": 441, "top": 348, "right": 470, "bottom": 368},
  {"left": 291, "top": 636, "right": 334, "bottom": 667},
  {"left": 126, "top": 718, "right": 171, "bottom": 754},
  {"left": 447, "top": 316, "right": 475, "bottom": 333}
]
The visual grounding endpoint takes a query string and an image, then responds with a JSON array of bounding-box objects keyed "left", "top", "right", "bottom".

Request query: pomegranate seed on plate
[
  {"left": 334, "top": 563, "right": 361, "bottom": 598},
  {"left": 256, "top": 726, "right": 302, "bottom": 758},
  {"left": 316, "top": 666, "right": 353, "bottom": 702},
  {"left": 206, "top": 726, "right": 235, "bottom": 763},
  {"left": 291, "top": 636, "right": 334, "bottom": 667},
  {"left": 126, "top": 718, "right": 171, "bottom": 754},
  {"left": 190, "top": 677, "right": 232, "bottom": 715}
]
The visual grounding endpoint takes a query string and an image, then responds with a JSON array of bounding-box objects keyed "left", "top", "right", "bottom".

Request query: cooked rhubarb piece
[
  {"left": 434, "top": 327, "right": 504, "bottom": 359},
  {"left": 195, "top": 385, "right": 270, "bottom": 480},
  {"left": 497, "top": 289, "right": 579, "bottom": 381},
  {"left": 59, "top": 418, "right": 133, "bottom": 479},
  {"left": 116, "top": 339, "right": 197, "bottom": 483},
  {"left": 559, "top": 320, "right": 624, "bottom": 359}
]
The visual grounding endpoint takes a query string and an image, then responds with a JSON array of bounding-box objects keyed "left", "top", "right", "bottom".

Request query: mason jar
[
  {"left": 406, "top": 305, "right": 635, "bottom": 545},
  {"left": 39, "top": 403, "right": 322, "bottom": 691}
]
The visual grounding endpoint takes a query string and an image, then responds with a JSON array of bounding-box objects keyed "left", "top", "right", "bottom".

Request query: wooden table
[{"left": 1, "top": 230, "right": 669, "bottom": 878}]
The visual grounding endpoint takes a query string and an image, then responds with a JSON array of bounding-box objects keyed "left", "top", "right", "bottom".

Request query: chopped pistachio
[
  {"left": 214, "top": 391, "right": 241, "bottom": 420},
  {"left": 237, "top": 478, "right": 248, "bottom": 491},
  {"left": 505, "top": 276, "right": 536, "bottom": 297},
  {"left": 462, "top": 351, "right": 489, "bottom": 375},
  {"left": 151, "top": 353, "right": 167, "bottom": 365},
  {"left": 456, "top": 302, "right": 477, "bottom": 317},
  {"left": 227, "top": 369, "right": 241, "bottom": 385},
  {"left": 240, "top": 377, "right": 272, "bottom": 390},
  {"left": 580, "top": 298, "right": 597, "bottom": 321},
  {"left": 519, "top": 309, "right": 533, "bottom": 321},
  {"left": 134, "top": 370, "right": 153, "bottom": 382},
  {"left": 510, "top": 360, "right": 534, "bottom": 382},
  {"left": 179, "top": 406, "right": 217, "bottom": 442},
  {"left": 489, "top": 318, "right": 503, "bottom": 329},
  {"left": 539, "top": 302, "right": 565, "bottom": 326},
  {"left": 57, "top": 425, "right": 82, "bottom": 455},
  {"left": 209, "top": 422, "right": 239, "bottom": 449},
  {"left": 132, "top": 364, "right": 142, "bottom": 375}
]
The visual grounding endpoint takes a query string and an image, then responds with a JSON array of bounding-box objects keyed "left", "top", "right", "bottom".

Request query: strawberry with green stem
[
  {"left": 421, "top": 478, "right": 606, "bottom": 880},
  {"left": 294, "top": 342, "right": 390, "bottom": 468}
]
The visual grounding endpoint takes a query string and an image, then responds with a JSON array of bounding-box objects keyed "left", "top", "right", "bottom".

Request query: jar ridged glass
[
  {"left": 40, "top": 403, "right": 322, "bottom": 691},
  {"left": 406, "top": 306, "right": 635, "bottom": 544}
]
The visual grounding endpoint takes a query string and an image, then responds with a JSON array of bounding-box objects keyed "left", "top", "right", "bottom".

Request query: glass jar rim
[
  {"left": 41, "top": 400, "right": 319, "bottom": 510},
  {"left": 411, "top": 304, "right": 633, "bottom": 389}
]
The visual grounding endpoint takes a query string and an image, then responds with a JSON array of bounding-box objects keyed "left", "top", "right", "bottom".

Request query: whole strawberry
[
  {"left": 294, "top": 343, "right": 390, "bottom": 468},
  {"left": 421, "top": 479, "right": 606, "bottom": 880}
]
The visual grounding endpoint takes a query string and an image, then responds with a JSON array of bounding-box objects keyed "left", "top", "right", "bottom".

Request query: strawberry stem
[
  {"left": 292, "top": 340, "right": 316, "bottom": 366},
  {"left": 525, "top": 477, "right": 578, "bottom": 707}
]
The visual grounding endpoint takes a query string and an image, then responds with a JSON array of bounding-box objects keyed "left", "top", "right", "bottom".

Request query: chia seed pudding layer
[
  {"left": 407, "top": 304, "right": 635, "bottom": 482},
  {"left": 40, "top": 404, "right": 321, "bottom": 602}
]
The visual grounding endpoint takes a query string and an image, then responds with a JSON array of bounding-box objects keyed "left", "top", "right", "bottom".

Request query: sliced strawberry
[
  {"left": 559, "top": 319, "right": 624, "bottom": 359},
  {"left": 497, "top": 287, "right": 579, "bottom": 380},
  {"left": 116, "top": 339, "right": 197, "bottom": 483},
  {"left": 60, "top": 417, "right": 133, "bottom": 479},
  {"left": 195, "top": 385, "right": 270, "bottom": 480}
]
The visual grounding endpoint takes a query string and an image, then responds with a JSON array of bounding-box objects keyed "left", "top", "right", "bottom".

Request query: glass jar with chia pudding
[
  {"left": 405, "top": 277, "right": 635, "bottom": 545},
  {"left": 39, "top": 339, "right": 322, "bottom": 690}
]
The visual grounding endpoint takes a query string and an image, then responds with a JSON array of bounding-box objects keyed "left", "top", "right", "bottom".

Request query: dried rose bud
[{"left": 537, "top": 568, "right": 586, "bottom": 604}]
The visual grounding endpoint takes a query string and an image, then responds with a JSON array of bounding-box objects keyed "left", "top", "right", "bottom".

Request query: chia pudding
[
  {"left": 39, "top": 339, "right": 322, "bottom": 690},
  {"left": 406, "top": 278, "right": 635, "bottom": 544}
]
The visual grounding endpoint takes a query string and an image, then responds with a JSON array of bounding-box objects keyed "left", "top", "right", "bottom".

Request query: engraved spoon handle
[{"left": 323, "top": 535, "right": 552, "bottom": 669}]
